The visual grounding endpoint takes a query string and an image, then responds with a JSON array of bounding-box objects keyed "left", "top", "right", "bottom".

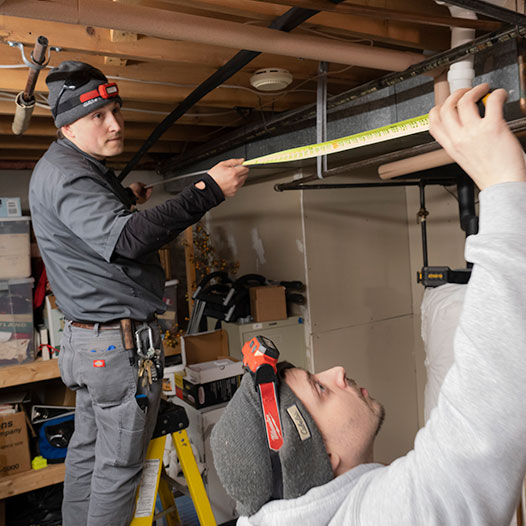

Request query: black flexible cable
[{"left": 117, "top": 4, "right": 347, "bottom": 182}]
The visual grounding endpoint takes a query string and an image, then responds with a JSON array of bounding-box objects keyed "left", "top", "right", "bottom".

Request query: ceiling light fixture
[{"left": 249, "top": 68, "right": 293, "bottom": 91}]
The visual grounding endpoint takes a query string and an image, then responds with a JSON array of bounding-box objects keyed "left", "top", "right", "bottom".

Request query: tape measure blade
[{"left": 244, "top": 114, "right": 430, "bottom": 167}]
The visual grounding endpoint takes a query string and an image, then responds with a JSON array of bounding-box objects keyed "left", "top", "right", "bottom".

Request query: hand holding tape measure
[{"left": 145, "top": 87, "right": 495, "bottom": 189}]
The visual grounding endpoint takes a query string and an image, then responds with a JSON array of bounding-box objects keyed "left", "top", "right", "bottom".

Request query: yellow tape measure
[{"left": 243, "top": 113, "right": 430, "bottom": 166}]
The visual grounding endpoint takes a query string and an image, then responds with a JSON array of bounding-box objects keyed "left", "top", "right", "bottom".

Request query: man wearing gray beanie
[
  {"left": 29, "top": 60, "right": 248, "bottom": 526},
  {"left": 212, "top": 86, "right": 526, "bottom": 526}
]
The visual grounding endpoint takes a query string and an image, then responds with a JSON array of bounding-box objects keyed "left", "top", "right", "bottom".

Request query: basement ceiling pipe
[
  {"left": 377, "top": 3, "right": 476, "bottom": 179},
  {"left": 437, "top": 2, "right": 477, "bottom": 92},
  {"left": 0, "top": 0, "right": 423, "bottom": 71},
  {"left": 378, "top": 0, "right": 516, "bottom": 179},
  {"left": 378, "top": 150, "right": 454, "bottom": 179}
]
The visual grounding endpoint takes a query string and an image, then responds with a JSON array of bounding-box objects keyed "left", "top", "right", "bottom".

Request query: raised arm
[{"left": 338, "top": 85, "right": 526, "bottom": 526}]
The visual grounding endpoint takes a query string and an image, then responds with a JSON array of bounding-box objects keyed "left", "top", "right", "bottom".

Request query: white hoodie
[{"left": 239, "top": 182, "right": 526, "bottom": 526}]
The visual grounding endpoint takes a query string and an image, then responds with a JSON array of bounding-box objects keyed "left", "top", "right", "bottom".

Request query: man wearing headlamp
[{"left": 29, "top": 61, "right": 248, "bottom": 526}]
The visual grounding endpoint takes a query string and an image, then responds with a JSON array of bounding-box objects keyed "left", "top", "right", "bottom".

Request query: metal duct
[{"left": 0, "top": 0, "right": 423, "bottom": 71}]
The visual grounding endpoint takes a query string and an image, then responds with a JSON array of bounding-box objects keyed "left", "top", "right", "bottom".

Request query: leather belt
[{"left": 70, "top": 321, "right": 121, "bottom": 330}]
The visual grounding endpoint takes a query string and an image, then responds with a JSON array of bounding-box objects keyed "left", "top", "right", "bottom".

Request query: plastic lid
[{"left": 0, "top": 216, "right": 30, "bottom": 222}]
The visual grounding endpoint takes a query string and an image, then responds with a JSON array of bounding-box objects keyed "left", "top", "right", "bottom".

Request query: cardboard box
[
  {"left": 249, "top": 286, "right": 287, "bottom": 322},
  {"left": 181, "top": 329, "right": 229, "bottom": 366},
  {"left": 185, "top": 358, "right": 243, "bottom": 385},
  {"left": 168, "top": 330, "right": 243, "bottom": 408},
  {"left": 0, "top": 411, "right": 31, "bottom": 477},
  {"left": 0, "top": 198, "right": 21, "bottom": 218}
]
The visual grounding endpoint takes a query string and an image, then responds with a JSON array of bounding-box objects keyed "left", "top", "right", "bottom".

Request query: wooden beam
[
  {"left": 0, "top": 99, "right": 244, "bottom": 127},
  {"left": 0, "top": 67, "right": 315, "bottom": 111},
  {"left": 0, "top": 135, "right": 184, "bottom": 153},
  {"left": 0, "top": 116, "right": 217, "bottom": 141},
  {"left": 110, "top": 29, "right": 138, "bottom": 42},
  {"left": 254, "top": 0, "right": 502, "bottom": 31}
]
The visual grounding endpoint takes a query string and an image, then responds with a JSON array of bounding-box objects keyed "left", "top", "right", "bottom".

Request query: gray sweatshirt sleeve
[{"left": 342, "top": 182, "right": 526, "bottom": 525}]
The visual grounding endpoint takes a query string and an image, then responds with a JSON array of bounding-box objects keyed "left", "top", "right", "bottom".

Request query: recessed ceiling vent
[{"left": 250, "top": 68, "right": 293, "bottom": 91}]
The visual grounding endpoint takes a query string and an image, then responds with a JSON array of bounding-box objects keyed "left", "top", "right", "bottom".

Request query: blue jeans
[{"left": 58, "top": 320, "right": 163, "bottom": 526}]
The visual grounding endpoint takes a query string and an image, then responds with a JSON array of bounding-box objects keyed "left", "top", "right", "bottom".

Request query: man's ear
[
  {"left": 61, "top": 124, "right": 74, "bottom": 140},
  {"left": 328, "top": 451, "right": 341, "bottom": 475}
]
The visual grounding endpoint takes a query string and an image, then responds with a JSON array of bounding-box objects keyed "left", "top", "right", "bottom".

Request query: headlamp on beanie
[{"left": 46, "top": 61, "right": 122, "bottom": 128}]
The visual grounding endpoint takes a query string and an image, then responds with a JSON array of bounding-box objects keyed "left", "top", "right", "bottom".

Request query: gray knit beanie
[
  {"left": 211, "top": 370, "right": 334, "bottom": 517},
  {"left": 46, "top": 61, "right": 122, "bottom": 128}
]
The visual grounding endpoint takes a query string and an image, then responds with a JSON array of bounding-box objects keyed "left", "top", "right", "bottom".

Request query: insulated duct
[{"left": 0, "top": 1, "right": 423, "bottom": 71}]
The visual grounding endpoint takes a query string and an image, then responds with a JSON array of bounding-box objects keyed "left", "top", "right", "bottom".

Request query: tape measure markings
[{"left": 243, "top": 113, "right": 430, "bottom": 166}]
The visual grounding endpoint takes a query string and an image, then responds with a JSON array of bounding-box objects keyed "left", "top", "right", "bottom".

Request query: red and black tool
[{"left": 242, "top": 336, "right": 283, "bottom": 451}]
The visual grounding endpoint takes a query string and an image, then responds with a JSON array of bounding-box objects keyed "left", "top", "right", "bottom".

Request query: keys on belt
[{"left": 135, "top": 324, "right": 162, "bottom": 390}]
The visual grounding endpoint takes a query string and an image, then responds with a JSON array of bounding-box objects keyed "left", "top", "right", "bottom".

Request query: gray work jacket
[{"left": 30, "top": 139, "right": 179, "bottom": 322}]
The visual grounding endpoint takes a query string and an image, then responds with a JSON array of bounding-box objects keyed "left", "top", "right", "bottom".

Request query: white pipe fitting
[{"left": 436, "top": 2, "right": 477, "bottom": 93}]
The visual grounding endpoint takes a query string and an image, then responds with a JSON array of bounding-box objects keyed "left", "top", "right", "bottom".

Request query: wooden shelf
[
  {"left": 0, "top": 463, "right": 65, "bottom": 499},
  {"left": 0, "top": 360, "right": 60, "bottom": 389}
]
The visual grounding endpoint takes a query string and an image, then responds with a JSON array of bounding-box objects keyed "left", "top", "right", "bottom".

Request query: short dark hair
[{"left": 277, "top": 361, "right": 296, "bottom": 381}]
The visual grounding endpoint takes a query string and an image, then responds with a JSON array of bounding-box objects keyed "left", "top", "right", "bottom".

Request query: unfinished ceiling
[{"left": 0, "top": 0, "right": 506, "bottom": 170}]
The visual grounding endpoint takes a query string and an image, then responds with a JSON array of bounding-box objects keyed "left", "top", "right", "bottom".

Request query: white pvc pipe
[
  {"left": 378, "top": 149, "right": 453, "bottom": 179},
  {"left": 436, "top": 2, "right": 477, "bottom": 92},
  {"left": 0, "top": 0, "right": 424, "bottom": 71}
]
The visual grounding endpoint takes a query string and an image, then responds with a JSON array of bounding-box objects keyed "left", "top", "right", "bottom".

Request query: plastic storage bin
[
  {"left": 0, "top": 278, "right": 35, "bottom": 366},
  {"left": 0, "top": 217, "right": 31, "bottom": 279},
  {"left": 158, "top": 279, "right": 178, "bottom": 332}
]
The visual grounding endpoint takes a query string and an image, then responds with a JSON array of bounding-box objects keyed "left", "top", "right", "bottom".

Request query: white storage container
[
  {"left": 0, "top": 217, "right": 31, "bottom": 279},
  {"left": 0, "top": 277, "right": 35, "bottom": 366}
]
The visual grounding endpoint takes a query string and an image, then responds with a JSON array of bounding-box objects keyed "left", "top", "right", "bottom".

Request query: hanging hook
[{"left": 7, "top": 40, "right": 62, "bottom": 71}]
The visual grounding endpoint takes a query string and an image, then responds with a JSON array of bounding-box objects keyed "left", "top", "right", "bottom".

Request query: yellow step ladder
[{"left": 130, "top": 401, "right": 217, "bottom": 526}]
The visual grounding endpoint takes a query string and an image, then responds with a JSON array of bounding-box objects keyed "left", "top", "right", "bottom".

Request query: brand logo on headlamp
[{"left": 79, "top": 82, "right": 119, "bottom": 105}]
